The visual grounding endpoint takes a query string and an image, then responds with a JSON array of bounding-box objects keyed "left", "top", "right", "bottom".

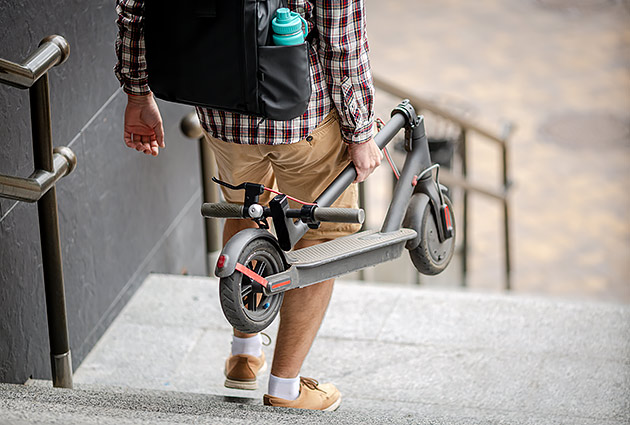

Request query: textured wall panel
[{"left": 1, "top": 0, "right": 206, "bottom": 383}]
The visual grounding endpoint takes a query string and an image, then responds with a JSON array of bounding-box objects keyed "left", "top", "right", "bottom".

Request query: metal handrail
[
  {"left": 373, "top": 76, "right": 512, "bottom": 145},
  {"left": 0, "top": 35, "right": 70, "bottom": 89},
  {"left": 0, "top": 35, "right": 75, "bottom": 388},
  {"left": 0, "top": 147, "right": 76, "bottom": 202},
  {"left": 374, "top": 75, "right": 514, "bottom": 290}
]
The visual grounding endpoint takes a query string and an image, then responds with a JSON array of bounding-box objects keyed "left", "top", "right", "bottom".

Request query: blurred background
[
  {"left": 351, "top": 0, "right": 630, "bottom": 304},
  {"left": 1, "top": 0, "right": 628, "bottom": 389}
]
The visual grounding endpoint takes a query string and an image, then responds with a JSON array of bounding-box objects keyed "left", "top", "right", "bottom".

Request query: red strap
[
  {"left": 263, "top": 186, "right": 317, "bottom": 206},
  {"left": 235, "top": 262, "right": 268, "bottom": 288},
  {"left": 272, "top": 280, "right": 291, "bottom": 290}
]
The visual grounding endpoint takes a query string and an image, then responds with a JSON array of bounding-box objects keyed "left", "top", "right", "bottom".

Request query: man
[{"left": 115, "top": 0, "right": 380, "bottom": 411}]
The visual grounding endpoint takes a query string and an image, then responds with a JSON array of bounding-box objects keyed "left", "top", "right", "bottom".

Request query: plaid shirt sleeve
[
  {"left": 316, "top": 0, "right": 374, "bottom": 144},
  {"left": 114, "top": 0, "right": 151, "bottom": 96}
]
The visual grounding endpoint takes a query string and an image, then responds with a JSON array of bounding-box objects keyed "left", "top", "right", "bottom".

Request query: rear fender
[{"left": 214, "top": 228, "right": 287, "bottom": 277}]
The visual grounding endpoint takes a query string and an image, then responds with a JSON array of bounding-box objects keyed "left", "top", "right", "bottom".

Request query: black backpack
[{"left": 143, "top": 0, "right": 312, "bottom": 121}]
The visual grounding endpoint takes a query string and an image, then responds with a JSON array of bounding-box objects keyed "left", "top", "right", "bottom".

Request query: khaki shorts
[{"left": 204, "top": 111, "right": 360, "bottom": 240}]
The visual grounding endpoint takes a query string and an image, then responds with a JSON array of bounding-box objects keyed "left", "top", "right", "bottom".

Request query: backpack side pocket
[{"left": 258, "top": 43, "right": 311, "bottom": 121}]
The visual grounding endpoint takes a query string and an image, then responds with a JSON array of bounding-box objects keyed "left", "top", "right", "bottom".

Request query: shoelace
[{"left": 300, "top": 377, "right": 325, "bottom": 393}]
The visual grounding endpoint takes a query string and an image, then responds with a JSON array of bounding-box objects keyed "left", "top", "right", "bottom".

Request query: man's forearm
[
  {"left": 114, "top": 0, "right": 150, "bottom": 96},
  {"left": 316, "top": 0, "right": 374, "bottom": 144}
]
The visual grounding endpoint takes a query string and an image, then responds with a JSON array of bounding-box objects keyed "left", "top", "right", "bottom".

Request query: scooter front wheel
[
  {"left": 219, "top": 238, "right": 285, "bottom": 333},
  {"left": 406, "top": 194, "right": 456, "bottom": 275}
]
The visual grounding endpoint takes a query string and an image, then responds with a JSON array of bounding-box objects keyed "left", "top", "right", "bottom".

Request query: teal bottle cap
[{"left": 272, "top": 8, "right": 304, "bottom": 35}]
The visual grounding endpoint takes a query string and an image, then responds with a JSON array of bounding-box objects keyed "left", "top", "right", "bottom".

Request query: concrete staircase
[
  {"left": 1, "top": 380, "right": 433, "bottom": 425},
  {"left": 1, "top": 274, "right": 628, "bottom": 424}
]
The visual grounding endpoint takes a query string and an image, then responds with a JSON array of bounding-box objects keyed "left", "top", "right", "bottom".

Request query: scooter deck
[{"left": 265, "top": 228, "right": 417, "bottom": 293}]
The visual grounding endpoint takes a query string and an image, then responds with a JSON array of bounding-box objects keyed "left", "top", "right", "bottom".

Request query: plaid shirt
[{"left": 115, "top": 0, "right": 374, "bottom": 145}]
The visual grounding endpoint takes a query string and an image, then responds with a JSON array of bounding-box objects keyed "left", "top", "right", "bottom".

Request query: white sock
[
  {"left": 231, "top": 334, "right": 262, "bottom": 357},
  {"left": 268, "top": 374, "right": 300, "bottom": 400}
]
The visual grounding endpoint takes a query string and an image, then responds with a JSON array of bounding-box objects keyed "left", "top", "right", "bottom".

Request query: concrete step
[
  {"left": 0, "top": 379, "right": 484, "bottom": 425},
  {"left": 6, "top": 274, "right": 627, "bottom": 424}
]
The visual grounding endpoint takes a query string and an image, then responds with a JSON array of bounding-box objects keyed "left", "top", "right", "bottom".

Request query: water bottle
[{"left": 271, "top": 8, "right": 308, "bottom": 46}]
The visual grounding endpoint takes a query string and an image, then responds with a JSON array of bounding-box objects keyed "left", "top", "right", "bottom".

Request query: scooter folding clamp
[
  {"left": 392, "top": 100, "right": 425, "bottom": 152},
  {"left": 391, "top": 99, "right": 421, "bottom": 128}
]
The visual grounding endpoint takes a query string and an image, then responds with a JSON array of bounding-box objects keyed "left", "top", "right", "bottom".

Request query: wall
[{"left": 0, "top": 1, "right": 206, "bottom": 383}]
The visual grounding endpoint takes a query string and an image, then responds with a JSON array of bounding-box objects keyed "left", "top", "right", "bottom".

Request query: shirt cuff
[
  {"left": 122, "top": 81, "right": 151, "bottom": 96},
  {"left": 342, "top": 118, "right": 374, "bottom": 144}
]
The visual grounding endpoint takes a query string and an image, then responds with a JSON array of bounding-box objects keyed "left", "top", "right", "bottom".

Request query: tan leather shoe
[
  {"left": 263, "top": 377, "right": 341, "bottom": 411},
  {"left": 224, "top": 352, "right": 267, "bottom": 390}
]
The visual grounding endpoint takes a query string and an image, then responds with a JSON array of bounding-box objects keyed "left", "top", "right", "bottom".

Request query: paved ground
[
  {"left": 362, "top": 0, "right": 630, "bottom": 303},
  {"left": 60, "top": 274, "right": 630, "bottom": 424},
  {"left": 0, "top": 381, "right": 467, "bottom": 425}
]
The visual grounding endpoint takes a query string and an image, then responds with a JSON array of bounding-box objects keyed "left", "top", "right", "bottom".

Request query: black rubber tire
[
  {"left": 219, "top": 238, "right": 285, "bottom": 333},
  {"left": 408, "top": 195, "right": 456, "bottom": 275}
]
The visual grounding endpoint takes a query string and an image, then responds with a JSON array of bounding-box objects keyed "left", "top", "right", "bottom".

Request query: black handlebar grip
[
  {"left": 313, "top": 207, "right": 365, "bottom": 224},
  {"left": 201, "top": 202, "right": 244, "bottom": 218}
]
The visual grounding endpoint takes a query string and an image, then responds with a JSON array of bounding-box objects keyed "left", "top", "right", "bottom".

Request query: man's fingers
[
  {"left": 149, "top": 139, "right": 159, "bottom": 156},
  {"left": 355, "top": 166, "right": 371, "bottom": 183},
  {"left": 124, "top": 131, "right": 134, "bottom": 147},
  {"left": 349, "top": 138, "right": 382, "bottom": 183},
  {"left": 124, "top": 131, "right": 160, "bottom": 155},
  {"left": 129, "top": 137, "right": 149, "bottom": 154},
  {"left": 353, "top": 162, "right": 368, "bottom": 183},
  {"left": 141, "top": 140, "right": 153, "bottom": 154}
]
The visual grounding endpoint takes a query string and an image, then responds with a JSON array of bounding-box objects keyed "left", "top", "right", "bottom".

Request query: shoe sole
[
  {"left": 263, "top": 394, "right": 342, "bottom": 411},
  {"left": 224, "top": 361, "right": 267, "bottom": 390},
  {"left": 323, "top": 395, "right": 342, "bottom": 412}
]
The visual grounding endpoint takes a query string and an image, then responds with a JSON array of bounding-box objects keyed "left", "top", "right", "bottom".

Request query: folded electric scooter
[{"left": 202, "top": 100, "right": 455, "bottom": 333}]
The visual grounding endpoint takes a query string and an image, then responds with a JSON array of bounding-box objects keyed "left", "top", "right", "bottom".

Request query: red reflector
[
  {"left": 217, "top": 255, "right": 226, "bottom": 269},
  {"left": 444, "top": 205, "right": 451, "bottom": 228}
]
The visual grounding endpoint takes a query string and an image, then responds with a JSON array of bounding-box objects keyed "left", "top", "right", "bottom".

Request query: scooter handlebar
[
  {"left": 201, "top": 202, "right": 244, "bottom": 219},
  {"left": 201, "top": 202, "right": 364, "bottom": 225},
  {"left": 313, "top": 207, "right": 365, "bottom": 224}
]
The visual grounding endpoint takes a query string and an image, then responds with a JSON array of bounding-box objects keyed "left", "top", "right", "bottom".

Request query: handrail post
[
  {"left": 0, "top": 35, "right": 74, "bottom": 388},
  {"left": 501, "top": 123, "right": 513, "bottom": 291},
  {"left": 460, "top": 129, "right": 469, "bottom": 288},
  {"left": 30, "top": 73, "right": 73, "bottom": 388}
]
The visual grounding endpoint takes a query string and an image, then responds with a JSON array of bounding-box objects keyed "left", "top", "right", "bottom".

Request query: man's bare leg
[
  {"left": 223, "top": 220, "right": 334, "bottom": 378},
  {"left": 270, "top": 237, "right": 334, "bottom": 379}
]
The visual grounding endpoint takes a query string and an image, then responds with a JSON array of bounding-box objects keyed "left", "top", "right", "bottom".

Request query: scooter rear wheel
[
  {"left": 407, "top": 194, "right": 456, "bottom": 275},
  {"left": 219, "top": 238, "right": 285, "bottom": 333}
]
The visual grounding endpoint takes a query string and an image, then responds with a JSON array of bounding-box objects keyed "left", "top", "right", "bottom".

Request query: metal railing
[
  {"left": 180, "top": 112, "right": 222, "bottom": 274},
  {"left": 1, "top": 35, "right": 76, "bottom": 388},
  {"left": 373, "top": 75, "right": 514, "bottom": 290}
]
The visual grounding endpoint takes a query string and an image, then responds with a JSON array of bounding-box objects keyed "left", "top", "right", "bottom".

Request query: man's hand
[
  {"left": 123, "top": 93, "right": 165, "bottom": 156},
  {"left": 347, "top": 138, "right": 382, "bottom": 183}
]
